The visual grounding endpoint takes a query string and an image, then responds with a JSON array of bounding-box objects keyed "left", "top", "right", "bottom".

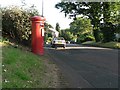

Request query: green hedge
[
  {"left": 2, "top": 6, "right": 39, "bottom": 46},
  {"left": 82, "top": 41, "right": 120, "bottom": 49}
]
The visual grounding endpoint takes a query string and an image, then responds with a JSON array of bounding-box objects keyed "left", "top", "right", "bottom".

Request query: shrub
[
  {"left": 100, "top": 22, "right": 115, "bottom": 43},
  {"left": 2, "top": 6, "right": 39, "bottom": 46},
  {"left": 93, "top": 29, "right": 102, "bottom": 42},
  {"left": 77, "top": 34, "right": 95, "bottom": 43},
  {"left": 84, "top": 36, "right": 95, "bottom": 42}
]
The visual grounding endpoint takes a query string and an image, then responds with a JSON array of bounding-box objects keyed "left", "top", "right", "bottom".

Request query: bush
[
  {"left": 76, "top": 37, "right": 81, "bottom": 43},
  {"left": 93, "top": 29, "right": 102, "bottom": 42},
  {"left": 47, "top": 37, "right": 52, "bottom": 43},
  {"left": 100, "top": 22, "right": 115, "bottom": 43},
  {"left": 77, "top": 34, "right": 95, "bottom": 43},
  {"left": 2, "top": 6, "right": 39, "bottom": 46},
  {"left": 84, "top": 36, "right": 95, "bottom": 42}
]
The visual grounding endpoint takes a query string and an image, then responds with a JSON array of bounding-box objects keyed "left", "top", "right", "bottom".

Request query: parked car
[
  {"left": 70, "top": 40, "right": 76, "bottom": 44},
  {"left": 51, "top": 37, "right": 66, "bottom": 48},
  {"left": 66, "top": 41, "right": 70, "bottom": 44}
]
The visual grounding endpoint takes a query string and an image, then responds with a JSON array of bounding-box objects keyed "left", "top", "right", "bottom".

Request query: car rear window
[{"left": 56, "top": 37, "right": 64, "bottom": 40}]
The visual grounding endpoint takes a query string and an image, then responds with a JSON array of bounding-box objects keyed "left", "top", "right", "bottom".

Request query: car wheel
[
  {"left": 51, "top": 44, "right": 55, "bottom": 48},
  {"left": 63, "top": 45, "right": 66, "bottom": 49},
  {"left": 55, "top": 45, "right": 57, "bottom": 49}
]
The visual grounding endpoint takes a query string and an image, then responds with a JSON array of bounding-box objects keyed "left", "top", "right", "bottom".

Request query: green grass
[
  {"left": 2, "top": 42, "right": 47, "bottom": 88},
  {"left": 82, "top": 41, "right": 120, "bottom": 49}
]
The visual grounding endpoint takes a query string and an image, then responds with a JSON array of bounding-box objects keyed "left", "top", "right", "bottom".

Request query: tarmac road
[{"left": 45, "top": 44, "right": 119, "bottom": 88}]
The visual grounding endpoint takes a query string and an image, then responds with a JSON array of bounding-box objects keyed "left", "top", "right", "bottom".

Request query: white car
[{"left": 51, "top": 37, "right": 66, "bottom": 48}]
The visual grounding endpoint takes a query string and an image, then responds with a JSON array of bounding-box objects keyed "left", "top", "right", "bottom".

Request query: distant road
[{"left": 45, "top": 44, "right": 119, "bottom": 88}]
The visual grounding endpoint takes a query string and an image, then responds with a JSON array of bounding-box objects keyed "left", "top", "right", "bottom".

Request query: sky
[{"left": 0, "top": 0, "right": 73, "bottom": 29}]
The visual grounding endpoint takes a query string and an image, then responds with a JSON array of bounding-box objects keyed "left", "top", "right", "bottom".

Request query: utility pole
[{"left": 42, "top": 0, "right": 44, "bottom": 17}]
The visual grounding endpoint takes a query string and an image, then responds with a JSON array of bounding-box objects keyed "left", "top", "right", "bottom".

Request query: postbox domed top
[{"left": 31, "top": 16, "right": 46, "bottom": 21}]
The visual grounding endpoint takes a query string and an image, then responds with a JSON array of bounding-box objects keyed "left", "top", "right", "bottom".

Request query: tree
[
  {"left": 55, "top": 1, "right": 120, "bottom": 42},
  {"left": 100, "top": 22, "right": 115, "bottom": 42},
  {"left": 100, "top": 2, "right": 120, "bottom": 42},
  {"left": 55, "top": 22, "right": 61, "bottom": 36},
  {"left": 44, "top": 22, "right": 53, "bottom": 42},
  {"left": 44, "top": 22, "right": 53, "bottom": 32},
  {"left": 55, "top": 2, "right": 102, "bottom": 42},
  {"left": 60, "top": 28, "right": 74, "bottom": 41},
  {"left": 70, "top": 17, "right": 92, "bottom": 35},
  {"left": 69, "top": 17, "right": 94, "bottom": 42}
]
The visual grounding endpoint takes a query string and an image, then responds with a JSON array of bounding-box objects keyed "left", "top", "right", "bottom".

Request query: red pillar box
[{"left": 31, "top": 16, "right": 45, "bottom": 55}]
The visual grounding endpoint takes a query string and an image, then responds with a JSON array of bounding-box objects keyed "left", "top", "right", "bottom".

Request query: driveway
[{"left": 45, "top": 44, "right": 119, "bottom": 88}]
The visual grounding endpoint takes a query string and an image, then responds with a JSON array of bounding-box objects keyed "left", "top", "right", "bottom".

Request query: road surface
[{"left": 45, "top": 44, "right": 119, "bottom": 88}]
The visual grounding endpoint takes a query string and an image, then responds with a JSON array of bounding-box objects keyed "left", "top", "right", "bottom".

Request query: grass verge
[
  {"left": 1, "top": 41, "right": 63, "bottom": 88},
  {"left": 82, "top": 41, "right": 120, "bottom": 49}
]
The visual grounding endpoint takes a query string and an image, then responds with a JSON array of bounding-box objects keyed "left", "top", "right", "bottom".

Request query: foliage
[
  {"left": 2, "top": 6, "right": 39, "bottom": 46},
  {"left": 69, "top": 17, "right": 94, "bottom": 42},
  {"left": 70, "top": 17, "right": 92, "bottom": 34},
  {"left": 100, "top": 22, "right": 116, "bottom": 42},
  {"left": 84, "top": 35, "right": 95, "bottom": 42},
  {"left": 44, "top": 22, "right": 53, "bottom": 42},
  {"left": 82, "top": 41, "right": 120, "bottom": 49},
  {"left": 55, "top": 23, "right": 60, "bottom": 31},
  {"left": 115, "top": 24, "right": 120, "bottom": 33},
  {"left": 55, "top": 2, "right": 120, "bottom": 25},
  {"left": 102, "top": 2, "right": 120, "bottom": 24},
  {"left": 44, "top": 22, "right": 53, "bottom": 31},
  {"left": 46, "top": 37, "right": 52, "bottom": 43},
  {"left": 100, "top": 2, "right": 120, "bottom": 42},
  {"left": 55, "top": 2, "right": 101, "bottom": 42},
  {"left": 55, "top": 22, "right": 61, "bottom": 35},
  {"left": 60, "top": 28, "right": 74, "bottom": 41},
  {"left": 93, "top": 29, "right": 102, "bottom": 42},
  {"left": 110, "top": 3, "right": 120, "bottom": 34},
  {"left": 55, "top": 2, "right": 120, "bottom": 42}
]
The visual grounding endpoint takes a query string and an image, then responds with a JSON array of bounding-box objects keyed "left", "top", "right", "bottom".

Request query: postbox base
[{"left": 32, "top": 50, "right": 44, "bottom": 55}]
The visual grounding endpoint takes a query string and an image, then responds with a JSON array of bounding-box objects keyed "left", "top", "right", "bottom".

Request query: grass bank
[
  {"left": 82, "top": 41, "right": 120, "bottom": 49},
  {"left": 1, "top": 41, "right": 63, "bottom": 88}
]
